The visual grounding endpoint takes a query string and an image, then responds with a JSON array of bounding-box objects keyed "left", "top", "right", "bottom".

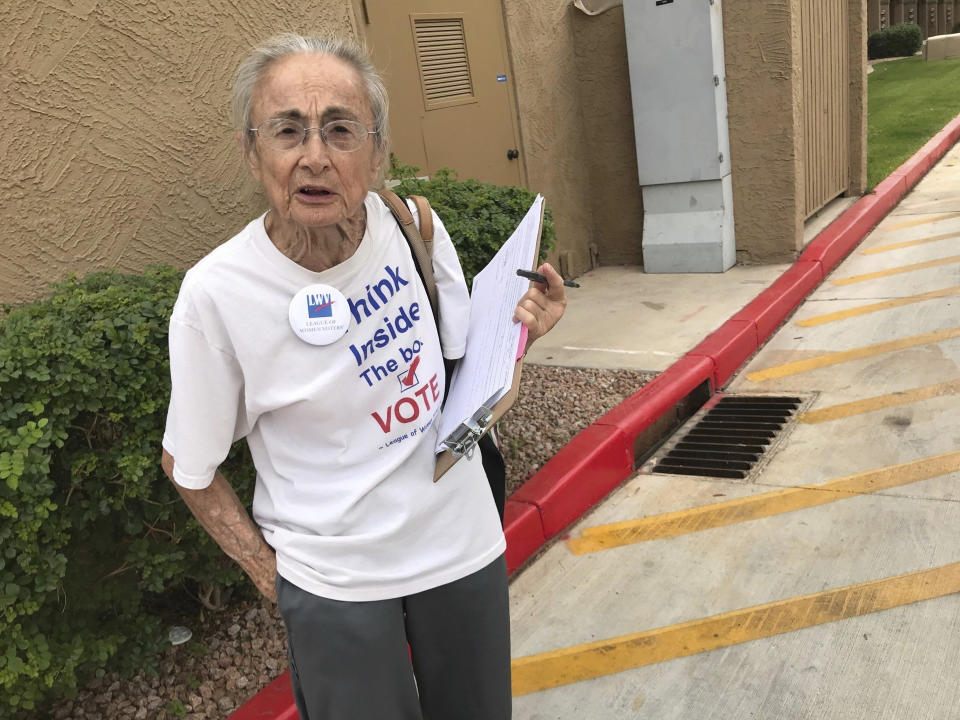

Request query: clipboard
[
  {"left": 433, "top": 197, "right": 545, "bottom": 481},
  {"left": 433, "top": 339, "right": 526, "bottom": 481}
]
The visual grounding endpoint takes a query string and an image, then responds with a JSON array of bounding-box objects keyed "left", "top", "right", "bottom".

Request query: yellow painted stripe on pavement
[
  {"left": 881, "top": 213, "right": 960, "bottom": 231},
  {"left": 745, "top": 326, "right": 960, "bottom": 382},
  {"left": 798, "top": 380, "right": 960, "bottom": 423},
  {"left": 861, "top": 230, "right": 960, "bottom": 254},
  {"left": 795, "top": 286, "right": 960, "bottom": 327},
  {"left": 512, "top": 561, "right": 960, "bottom": 695},
  {"left": 832, "top": 254, "right": 960, "bottom": 285},
  {"left": 568, "top": 452, "right": 960, "bottom": 554}
]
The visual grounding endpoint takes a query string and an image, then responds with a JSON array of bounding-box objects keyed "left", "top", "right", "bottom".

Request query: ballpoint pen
[{"left": 516, "top": 268, "right": 580, "bottom": 288}]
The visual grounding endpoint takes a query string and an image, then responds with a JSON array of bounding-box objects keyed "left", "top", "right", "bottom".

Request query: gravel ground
[
  {"left": 47, "top": 364, "right": 654, "bottom": 720},
  {"left": 498, "top": 364, "right": 655, "bottom": 496}
]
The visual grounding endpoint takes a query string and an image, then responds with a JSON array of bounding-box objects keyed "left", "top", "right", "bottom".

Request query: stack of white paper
[{"left": 436, "top": 194, "right": 545, "bottom": 452}]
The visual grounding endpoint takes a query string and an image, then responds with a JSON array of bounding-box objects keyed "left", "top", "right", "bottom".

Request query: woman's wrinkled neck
[{"left": 265, "top": 204, "right": 367, "bottom": 273}]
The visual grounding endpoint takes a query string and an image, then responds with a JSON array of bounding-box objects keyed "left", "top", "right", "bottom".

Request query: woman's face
[{"left": 245, "top": 52, "right": 382, "bottom": 229}]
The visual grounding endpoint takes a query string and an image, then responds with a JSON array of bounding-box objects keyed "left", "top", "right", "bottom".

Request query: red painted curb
[
  {"left": 229, "top": 113, "right": 960, "bottom": 720},
  {"left": 800, "top": 194, "right": 885, "bottom": 273},
  {"left": 730, "top": 261, "right": 823, "bottom": 341},
  {"left": 800, "top": 112, "right": 960, "bottom": 278},
  {"left": 870, "top": 172, "right": 908, "bottom": 211},
  {"left": 503, "top": 499, "right": 546, "bottom": 574},
  {"left": 945, "top": 116, "right": 960, "bottom": 145},
  {"left": 687, "top": 319, "right": 759, "bottom": 388},
  {"left": 228, "top": 671, "right": 298, "bottom": 720},
  {"left": 510, "top": 424, "right": 633, "bottom": 538},
  {"left": 595, "top": 355, "right": 715, "bottom": 440}
]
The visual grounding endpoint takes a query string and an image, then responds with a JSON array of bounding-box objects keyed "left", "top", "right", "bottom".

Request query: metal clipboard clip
[{"left": 441, "top": 406, "right": 494, "bottom": 459}]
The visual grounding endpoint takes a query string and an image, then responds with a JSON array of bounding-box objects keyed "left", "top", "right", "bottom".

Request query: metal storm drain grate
[{"left": 650, "top": 395, "right": 803, "bottom": 479}]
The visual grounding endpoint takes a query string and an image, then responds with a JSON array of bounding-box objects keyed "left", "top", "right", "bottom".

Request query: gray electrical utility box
[{"left": 623, "top": 0, "right": 735, "bottom": 272}]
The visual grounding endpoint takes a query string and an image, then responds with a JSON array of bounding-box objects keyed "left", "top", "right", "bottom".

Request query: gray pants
[{"left": 276, "top": 555, "right": 511, "bottom": 720}]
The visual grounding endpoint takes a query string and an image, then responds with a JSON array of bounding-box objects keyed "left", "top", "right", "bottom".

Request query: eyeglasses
[{"left": 249, "top": 118, "right": 378, "bottom": 152}]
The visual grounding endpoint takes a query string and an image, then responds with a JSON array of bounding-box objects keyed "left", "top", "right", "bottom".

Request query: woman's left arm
[{"left": 514, "top": 262, "right": 568, "bottom": 354}]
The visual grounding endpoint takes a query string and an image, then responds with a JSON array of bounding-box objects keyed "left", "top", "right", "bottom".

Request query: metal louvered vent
[
  {"left": 650, "top": 396, "right": 802, "bottom": 479},
  {"left": 413, "top": 17, "right": 474, "bottom": 108}
]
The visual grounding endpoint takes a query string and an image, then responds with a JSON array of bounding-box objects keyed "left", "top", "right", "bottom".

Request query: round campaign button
[{"left": 288, "top": 283, "right": 351, "bottom": 345}]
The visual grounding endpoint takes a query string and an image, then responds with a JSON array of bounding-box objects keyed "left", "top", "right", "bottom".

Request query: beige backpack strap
[
  {"left": 376, "top": 188, "right": 439, "bottom": 326},
  {"left": 408, "top": 194, "right": 434, "bottom": 248},
  {"left": 376, "top": 187, "right": 415, "bottom": 226}
]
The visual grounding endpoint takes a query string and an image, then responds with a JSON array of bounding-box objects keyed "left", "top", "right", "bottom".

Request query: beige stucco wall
[
  {"left": 723, "top": 0, "right": 806, "bottom": 264},
  {"left": 721, "top": 0, "right": 867, "bottom": 263},
  {"left": 849, "top": 0, "right": 868, "bottom": 196},
  {"left": 500, "top": 0, "right": 600, "bottom": 278},
  {"left": 2, "top": 0, "right": 868, "bottom": 303},
  {"left": 570, "top": 7, "right": 644, "bottom": 267},
  {"left": 500, "top": 1, "right": 644, "bottom": 275},
  {"left": 0, "top": 1, "right": 360, "bottom": 307}
]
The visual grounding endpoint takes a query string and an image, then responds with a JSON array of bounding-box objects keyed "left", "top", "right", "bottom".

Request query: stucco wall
[
  {"left": 723, "top": 0, "right": 805, "bottom": 264},
  {"left": 500, "top": 1, "right": 645, "bottom": 274},
  {"left": 570, "top": 7, "right": 644, "bottom": 267},
  {"left": 849, "top": 0, "right": 868, "bottom": 196},
  {"left": 0, "top": 1, "right": 359, "bottom": 307},
  {"left": 2, "top": 0, "right": 867, "bottom": 301},
  {"left": 500, "top": 0, "right": 602, "bottom": 278}
]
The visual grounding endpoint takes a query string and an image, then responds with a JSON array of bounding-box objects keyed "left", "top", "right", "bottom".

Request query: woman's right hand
[{"left": 514, "top": 262, "right": 568, "bottom": 352}]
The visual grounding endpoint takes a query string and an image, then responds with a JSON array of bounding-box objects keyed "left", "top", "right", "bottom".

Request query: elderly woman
[{"left": 160, "top": 33, "right": 566, "bottom": 720}]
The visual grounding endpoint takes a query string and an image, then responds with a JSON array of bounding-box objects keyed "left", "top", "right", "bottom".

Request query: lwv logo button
[{"left": 289, "top": 283, "right": 350, "bottom": 345}]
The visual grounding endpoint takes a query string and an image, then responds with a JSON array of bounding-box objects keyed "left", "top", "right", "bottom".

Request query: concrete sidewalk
[{"left": 524, "top": 196, "right": 856, "bottom": 375}]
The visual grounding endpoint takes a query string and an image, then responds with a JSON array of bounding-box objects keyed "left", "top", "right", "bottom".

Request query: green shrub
[
  {"left": 0, "top": 268, "right": 256, "bottom": 716},
  {"left": 868, "top": 23, "right": 923, "bottom": 60},
  {"left": 389, "top": 164, "right": 557, "bottom": 285}
]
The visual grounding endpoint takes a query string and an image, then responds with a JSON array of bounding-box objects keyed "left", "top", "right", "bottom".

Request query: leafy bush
[
  {"left": 389, "top": 164, "right": 557, "bottom": 285},
  {"left": 0, "top": 268, "right": 256, "bottom": 716},
  {"left": 869, "top": 23, "right": 923, "bottom": 60}
]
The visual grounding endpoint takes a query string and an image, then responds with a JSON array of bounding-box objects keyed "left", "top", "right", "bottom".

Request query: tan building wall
[
  {"left": 721, "top": 0, "right": 866, "bottom": 264},
  {"left": 849, "top": 0, "right": 869, "bottom": 198},
  {"left": 1, "top": 1, "right": 360, "bottom": 307},
  {"left": 1, "top": 0, "right": 867, "bottom": 305},
  {"left": 499, "top": 1, "right": 644, "bottom": 274},
  {"left": 501, "top": 1, "right": 611, "bottom": 276},
  {"left": 570, "top": 7, "right": 645, "bottom": 267},
  {"left": 723, "top": 0, "right": 806, "bottom": 263}
]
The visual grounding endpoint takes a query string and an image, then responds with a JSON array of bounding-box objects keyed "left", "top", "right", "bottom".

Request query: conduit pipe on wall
[{"left": 572, "top": 0, "right": 623, "bottom": 16}]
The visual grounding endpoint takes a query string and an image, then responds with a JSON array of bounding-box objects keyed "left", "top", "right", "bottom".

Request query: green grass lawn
[{"left": 868, "top": 55, "right": 960, "bottom": 188}]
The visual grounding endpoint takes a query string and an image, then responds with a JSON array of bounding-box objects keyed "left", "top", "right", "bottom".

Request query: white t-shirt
[{"left": 162, "top": 192, "right": 505, "bottom": 601}]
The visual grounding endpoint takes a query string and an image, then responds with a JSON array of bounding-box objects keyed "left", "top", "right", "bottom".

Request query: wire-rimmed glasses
[{"left": 249, "top": 118, "right": 377, "bottom": 152}]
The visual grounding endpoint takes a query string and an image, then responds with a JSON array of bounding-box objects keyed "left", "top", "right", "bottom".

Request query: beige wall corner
[
  {"left": 849, "top": 0, "right": 868, "bottom": 195},
  {"left": 0, "top": 1, "right": 357, "bottom": 307},
  {"left": 724, "top": 0, "right": 805, "bottom": 264},
  {"left": 571, "top": 7, "right": 644, "bottom": 267},
  {"left": 501, "top": 0, "right": 603, "bottom": 278},
  {"left": 789, "top": 0, "right": 807, "bottom": 255}
]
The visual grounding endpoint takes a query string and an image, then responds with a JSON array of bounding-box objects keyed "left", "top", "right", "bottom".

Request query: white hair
[{"left": 230, "top": 33, "right": 389, "bottom": 156}]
